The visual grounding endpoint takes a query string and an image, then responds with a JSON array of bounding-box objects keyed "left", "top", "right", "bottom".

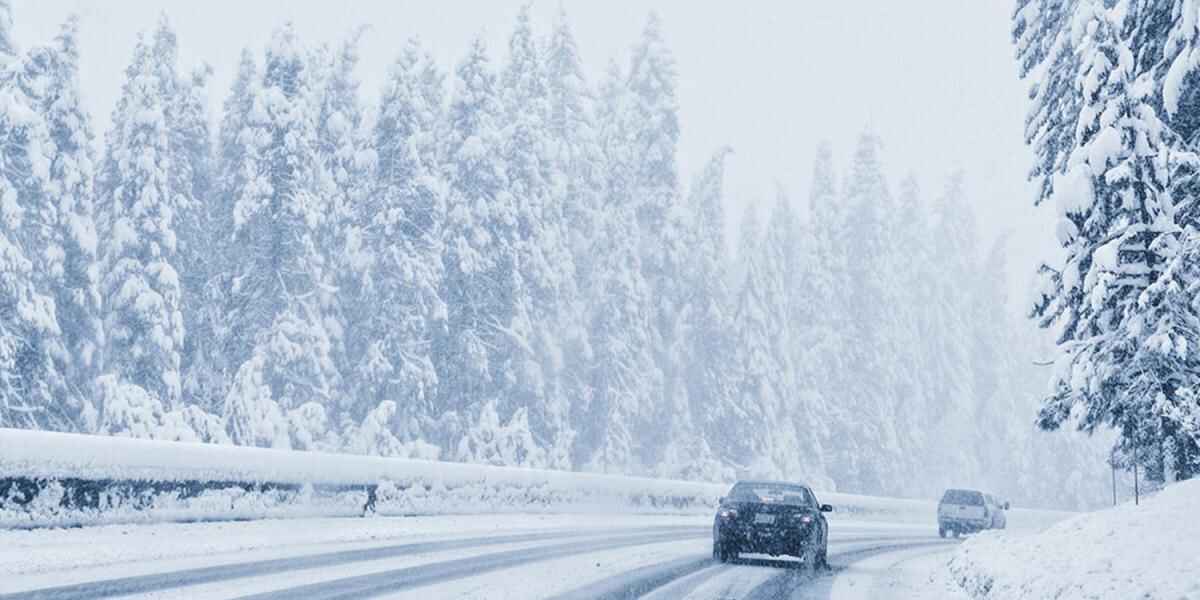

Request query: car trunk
[{"left": 940, "top": 502, "right": 986, "bottom": 520}]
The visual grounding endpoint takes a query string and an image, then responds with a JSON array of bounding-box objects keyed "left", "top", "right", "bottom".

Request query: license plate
[{"left": 754, "top": 513, "right": 775, "bottom": 525}]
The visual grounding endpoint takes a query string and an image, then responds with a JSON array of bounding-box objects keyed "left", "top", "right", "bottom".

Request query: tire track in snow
[
  {"left": 232, "top": 530, "right": 710, "bottom": 600},
  {"left": 0, "top": 525, "right": 703, "bottom": 600},
  {"left": 547, "top": 533, "right": 945, "bottom": 600},
  {"left": 744, "top": 538, "right": 957, "bottom": 600}
]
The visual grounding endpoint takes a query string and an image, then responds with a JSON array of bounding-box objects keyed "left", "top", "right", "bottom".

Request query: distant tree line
[{"left": 0, "top": 1, "right": 1108, "bottom": 508}]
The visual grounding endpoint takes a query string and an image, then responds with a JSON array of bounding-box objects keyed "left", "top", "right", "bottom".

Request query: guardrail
[
  {"left": 0, "top": 428, "right": 1073, "bottom": 530},
  {"left": 0, "top": 428, "right": 726, "bottom": 528}
]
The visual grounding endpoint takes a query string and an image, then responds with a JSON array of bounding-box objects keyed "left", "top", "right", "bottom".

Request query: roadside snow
[
  {"left": 3, "top": 428, "right": 1072, "bottom": 529},
  {"left": 851, "top": 546, "right": 968, "bottom": 600},
  {"left": 947, "top": 479, "right": 1200, "bottom": 600}
]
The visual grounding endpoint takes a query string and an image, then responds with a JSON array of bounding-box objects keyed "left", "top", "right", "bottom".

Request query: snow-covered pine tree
[
  {"left": 191, "top": 48, "right": 258, "bottom": 418},
  {"left": 314, "top": 28, "right": 373, "bottom": 426},
  {"left": 927, "top": 172, "right": 982, "bottom": 485},
  {"left": 348, "top": 37, "right": 447, "bottom": 454},
  {"left": 499, "top": 6, "right": 579, "bottom": 468},
  {"left": 7, "top": 17, "right": 103, "bottom": 429},
  {"left": 161, "top": 45, "right": 223, "bottom": 416},
  {"left": 969, "top": 234, "right": 1028, "bottom": 493},
  {"left": 0, "top": 0, "right": 13, "bottom": 61},
  {"left": 1121, "top": 230, "right": 1200, "bottom": 481},
  {"left": 222, "top": 24, "right": 337, "bottom": 450},
  {"left": 95, "top": 35, "right": 184, "bottom": 420},
  {"left": 174, "top": 62, "right": 229, "bottom": 416},
  {"left": 674, "top": 148, "right": 738, "bottom": 480},
  {"left": 545, "top": 6, "right": 603, "bottom": 285},
  {"left": 543, "top": 6, "right": 604, "bottom": 468},
  {"left": 793, "top": 144, "right": 844, "bottom": 460},
  {"left": 623, "top": 13, "right": 694, "bottom": 470},
  {"left": 577, "top": 163, "right": 662, "bottom": 474},
  {"left": 437, "top": 36, "right": 532, "bottom": 464},
  {"left": 1022, "top": 2, "right": 1200, "bottom": 480},
  {"left": 1012, "top": 0, "right": 1085, "bottom": 204},
  {"left": 217, "top": 49, "right": 257, "bottom": 215},
  {"left": 889, "top": 175, "right": 934, "bottom": 494},
  {"left": 763, "top": 187, "right": 829, "bottom": 487},
  {"left": 573, "top": 56, "right": 663, "bottom": 473},
  {"left": 0, "top": 10, "right": 70, "bottom": 429},
  {"left": 836, "top": 132, "right": 901, "bottom": 494},
  {"left": 626, "top": 12, "right": 679, "bottom": 250},
  {"left": 726, "top": 202, "right": 777, "bottom": 479}
]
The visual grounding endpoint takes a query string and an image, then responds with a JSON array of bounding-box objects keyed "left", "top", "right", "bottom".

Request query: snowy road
[{"left": 0, "top": 515, "right": 958, "bottom": 599}]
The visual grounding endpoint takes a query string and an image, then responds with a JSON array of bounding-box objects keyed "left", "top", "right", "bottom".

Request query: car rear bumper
[
  {"left": 717, "top": 525, "right": 819, "bottom": 557},
  {"left": 939, "top": 517, "right": 989, "bottom": 532}
]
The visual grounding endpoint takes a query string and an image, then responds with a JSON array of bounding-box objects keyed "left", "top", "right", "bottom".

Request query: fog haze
[{"left": 11, "top": 0, "right": 1050, "bottom": 305}]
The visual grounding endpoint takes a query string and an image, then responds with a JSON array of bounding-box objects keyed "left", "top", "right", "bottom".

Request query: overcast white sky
[{"left": 10, "top": 0, "right": 1053, "bottom": 309}]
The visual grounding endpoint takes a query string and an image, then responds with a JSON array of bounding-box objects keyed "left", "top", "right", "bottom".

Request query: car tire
[
  {"left": 714, "top": 540, "right": 734, "bottom": 563},
  {"left": 951, "top": 528, "right": 960, "bottom": 539},
  {"left": 815, "top": 545, "right": 829, "bottom": 570},
  {"left": 938, "top": 527, "right": 946, "bottom": 539}
]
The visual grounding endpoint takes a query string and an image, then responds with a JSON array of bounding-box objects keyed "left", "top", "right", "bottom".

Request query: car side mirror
[
  {"left": 820, "top": 504, "right": 834, "bottom": 513},
  {"left": 1003, "top": 502, "right": 1010, "bottom": 510}
]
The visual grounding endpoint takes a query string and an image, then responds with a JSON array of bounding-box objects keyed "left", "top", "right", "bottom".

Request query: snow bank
[
  {"left": 947, "top": 479, "right": 1200, "bottom": 600},
  {"left": 0, "top": 429, "right": 1068, "bottom": 529}
]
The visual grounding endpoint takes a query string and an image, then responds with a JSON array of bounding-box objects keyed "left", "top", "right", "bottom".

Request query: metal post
[
  {"left": 1111, "top": 447, "right": 1117, "bottom": 506},
  {"left": 1133, "top": 443, "right": 1140, "bottom": 506}
]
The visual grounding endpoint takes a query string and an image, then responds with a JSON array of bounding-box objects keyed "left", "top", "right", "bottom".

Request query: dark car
[{"left": 712, "top": 480, "right": 833, "bottom": 567}]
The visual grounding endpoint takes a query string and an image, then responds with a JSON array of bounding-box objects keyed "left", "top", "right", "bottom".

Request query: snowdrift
[
  {"left": 1, "top": 428, "right": 1063, "bottom": 529},
  {"left": 948, "top": 478, "right": 1200, "bottom": 600}
]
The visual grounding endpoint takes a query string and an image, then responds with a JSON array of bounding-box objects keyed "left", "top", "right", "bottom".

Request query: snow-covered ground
[
  {"left": 0, "top": 512, "right": 964, "bottom": 599},
  {"left": 947, "top": 478, "right": 1200, "bottom": 600},
  {"left": 0, "top": 513, "right": 705, "bottom": 582},
  {"left": 829, "top": 544, "right": 967, "bottom": 600},
  {"left": 1, "top": 428, "right": 1080, "bottom": 599}
]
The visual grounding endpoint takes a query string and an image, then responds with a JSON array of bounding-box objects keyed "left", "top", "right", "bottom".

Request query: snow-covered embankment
[
  {"left": 1, "top": 428, "right": 1064, "bottom": 530},
  {"left": 947, "top": 478, "right": 1200, "bottom": 599}
]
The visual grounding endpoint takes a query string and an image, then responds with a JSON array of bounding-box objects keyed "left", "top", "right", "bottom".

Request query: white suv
[{"left": 937, "top": 488, "right": 1008, "bottom": 537}]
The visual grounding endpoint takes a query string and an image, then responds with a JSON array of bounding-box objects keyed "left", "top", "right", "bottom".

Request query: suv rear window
[{"left": 941, "top": 489, "right": 984, "bottom": 505}]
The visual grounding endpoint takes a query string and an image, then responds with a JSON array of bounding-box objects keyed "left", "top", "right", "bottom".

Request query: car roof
[{"left": 733, "top": 480, "right": 811, "bottom": 489}]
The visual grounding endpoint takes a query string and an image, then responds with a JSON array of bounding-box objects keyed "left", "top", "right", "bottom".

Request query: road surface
[{"left": 0, "top": 515, "right": 960, "bottom": 599}]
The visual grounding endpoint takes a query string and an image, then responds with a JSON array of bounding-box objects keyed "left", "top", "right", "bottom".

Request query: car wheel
[
  {"left": 951, "top": 528, "right": 960, "bottom": 539},
  {"left": 715, "top": 540, "right": 735, "bottom": 562},
  {"left": 938, "top": 527, "right": 946, "bottom": 538},
  {"left": 815, "top": 544, "right": 829, "bottom": 570}
]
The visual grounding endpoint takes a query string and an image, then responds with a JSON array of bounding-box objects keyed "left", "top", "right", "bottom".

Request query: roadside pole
[
  {"left": 1133, "top": 443, "right": 1140, "bottom": 506},
  {"left": 1110, "top": 446, "right": 1117, "bottom": 506}
]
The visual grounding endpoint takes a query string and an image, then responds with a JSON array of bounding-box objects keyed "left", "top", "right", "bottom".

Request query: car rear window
[
  {"left": 941, "top": 489, "right": 984, "bottom": 505},
  {"left": 729, "top": 483, "right": 815, "bottom": 507}
]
